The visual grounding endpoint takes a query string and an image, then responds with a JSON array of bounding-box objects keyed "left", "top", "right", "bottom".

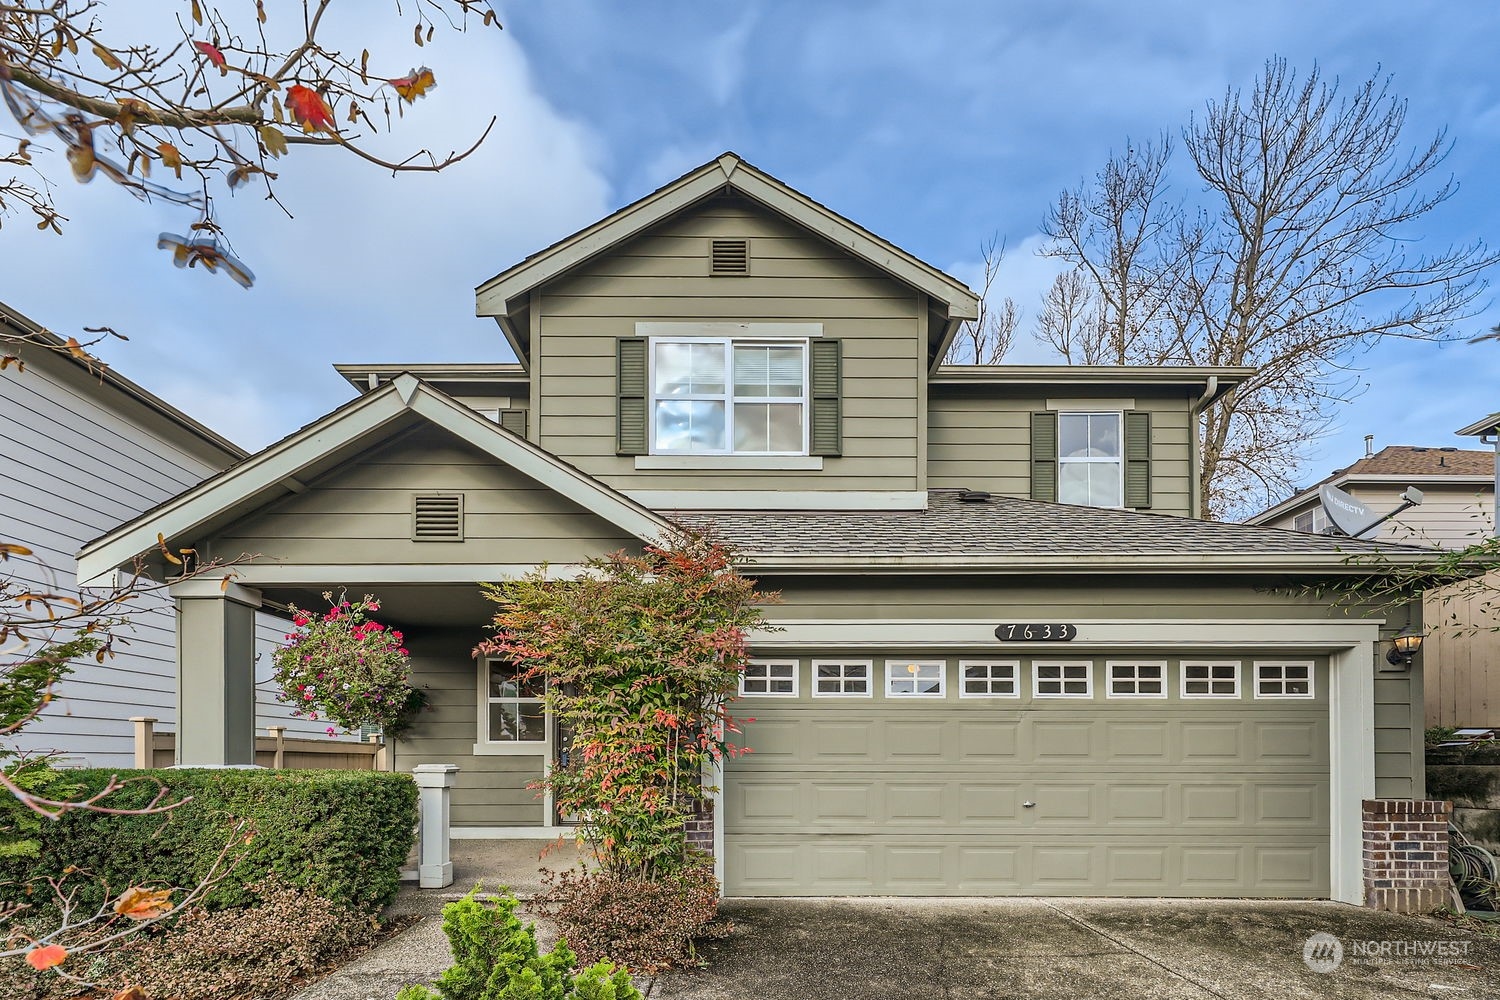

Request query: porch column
[{"left": 171, "top": 579, "right": 262, "bottom": 766}]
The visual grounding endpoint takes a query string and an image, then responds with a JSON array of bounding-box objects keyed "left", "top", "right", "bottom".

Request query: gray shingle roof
[{"left": 672, "top": 490, "right": 1430, "bottom": 567}]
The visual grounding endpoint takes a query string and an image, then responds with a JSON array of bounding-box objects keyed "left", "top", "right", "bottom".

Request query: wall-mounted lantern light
[{"left": 1386, "top": 627, "right": 1424, "bottom": 667}]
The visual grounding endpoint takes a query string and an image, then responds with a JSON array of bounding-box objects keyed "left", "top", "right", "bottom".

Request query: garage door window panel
[
  {"left": 1034, "top": 661, "right": 1093, "bottom": 699},
  {"left": 959, "top": 660, "right": 1019, "bottom": 698},
  {"left": 1107, "top": 661, "right": 1167, "bottom": 699},
  {"left": 1182, "top": 661, "right": 1241, "bottom": 699},
  {"left": 886, "top": 660, "right": 945, "bottom": 698},
  {"left": 1255, "top": 661, "right": 1314, "bottom": 699},
  {"left": 742, "top": 659, "right": 798, "bottom": 697},
  {"left": 813, "top": 660, "right": 872, "bottom": 697}
]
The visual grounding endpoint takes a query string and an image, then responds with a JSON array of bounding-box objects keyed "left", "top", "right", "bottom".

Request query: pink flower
[
  {"left": 368, "top": 602, "right": 380, "bottom": 611},
  {"left": 309, "top": 712, "right": 318, "bottom": 720},
  {"left": 304, "top": 691, "right": 314, "bottom": 700},
  {"left": 326, "top": 726, "right": 336, "bottom": 737},
  {"left": 366, "top": 622, "right": 384, "bottom": 632},
  {"left": 398, "top": 648, "right": 409, "bottom": 657},
  {"left": 293, "top": 617, "right": 309, "bottom": 627}
]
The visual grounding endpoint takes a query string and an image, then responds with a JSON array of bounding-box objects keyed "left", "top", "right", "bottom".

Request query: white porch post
[
  {"left": 413, "top": 763, "right": 460, "bottom": 889},
  {"left": 170, "top": 579, "right": 262, "bottom": 766},
  {"left": 1329, "top": 637, "right": 1377, "bottom": 905}
]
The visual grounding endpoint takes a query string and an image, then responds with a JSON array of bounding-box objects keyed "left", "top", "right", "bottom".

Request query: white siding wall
[{"left": 1, "top": 354, "right": 344, "bottom": 768}]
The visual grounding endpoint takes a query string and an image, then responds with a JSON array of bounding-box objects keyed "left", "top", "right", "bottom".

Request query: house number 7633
[{"left": 994, "top": 623, "right": 1078, "bottom": 641}]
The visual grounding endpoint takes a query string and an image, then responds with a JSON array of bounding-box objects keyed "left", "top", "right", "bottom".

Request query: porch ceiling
[{"left": 259, "top": 583, "right": 495, "bottom": 629}]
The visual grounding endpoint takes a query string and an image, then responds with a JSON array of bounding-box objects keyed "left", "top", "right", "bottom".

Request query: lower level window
[
  {"left": 960, "top": 661, "right": 1019, "bottom": 698},
  {"left": 1034, "top": 661, "right": 1092, "bottom": 698},
  {"left": 1107, "top": 661, "right": 1166, "bottom": 698},
  {"left": 813, "top": 660, "right": 871, "bottom": 697},
  {"left": 485, "top": 660, "right": 546, "bottom": 743},
  {"left": 1255, "top": 661, "right": 1313, "bottom": 698},
  {"left": 886, "top": 660, "right": 945, "bottom": 697},
  {"left": 1182, "top": 661, "right": 1240, "bottom": 698},
  {"left": 742, "top": 660, "right": 798, "bottom": 696}
]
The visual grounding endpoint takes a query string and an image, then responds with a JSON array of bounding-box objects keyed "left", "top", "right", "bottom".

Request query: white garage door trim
[{"left": 719, "top": 618, "right": 1380, "bottom": 904}]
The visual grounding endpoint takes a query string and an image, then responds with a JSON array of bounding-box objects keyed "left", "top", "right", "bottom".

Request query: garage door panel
[{"left": 725, "top": 652, "right": 1331, "bottom": 897}]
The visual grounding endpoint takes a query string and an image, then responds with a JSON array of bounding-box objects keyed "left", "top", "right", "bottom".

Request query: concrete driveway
[{"left": 649, "top": 898, "right": 1500, "bottom": 1000}]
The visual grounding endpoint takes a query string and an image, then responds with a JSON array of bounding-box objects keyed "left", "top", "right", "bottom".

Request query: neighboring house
[
  {"left": 1247, "top": 443, "right": 1500, "bottom": 730},
  {"left": 79, "top": 154, "right": 1438, "bottom": 907},
  {"left": 0, "top": 303, "right": 345, "bottom": 767}
]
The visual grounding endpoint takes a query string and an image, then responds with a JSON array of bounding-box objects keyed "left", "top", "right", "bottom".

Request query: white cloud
[{"left": 946, "top": 233, "right": 1068, "bottom": 364}]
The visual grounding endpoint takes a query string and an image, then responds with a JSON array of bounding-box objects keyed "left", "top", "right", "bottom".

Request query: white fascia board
[
  {"left": 749, "top": 619, "right": 1383, "bottom": 650},
  {"left": 475, "top": 168, "right": 727, "bottom": 316},
  {"left": 727, "top": 168, "right": 979, "bottom": 319},
  {"left": 625, "top": 490, "right": 929, "bottom": 510},
  {"left": 737, "top": 551, "right": 1434, "bottom": 573},
  {"left": 225, "top": 563, "right": 589, "bottom": 585},
  {"left": 77, "top": 386, "right": 412, "bottom": 583},
  {"left": 405, "top": 384, "right": 672, "bottom": 543}
]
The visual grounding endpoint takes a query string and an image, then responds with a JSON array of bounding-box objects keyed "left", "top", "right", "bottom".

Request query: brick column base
[
  {"left": 1362, "top": 799, "right": 1451, "bottom": 912},
  {"left": 685, "top": 799, "right": 715, "bottom": 856}
]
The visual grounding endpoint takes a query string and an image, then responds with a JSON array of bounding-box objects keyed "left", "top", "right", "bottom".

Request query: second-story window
[
  {"left": 651, "top": 339, "right": 807, "bottom": 454},
  {"left": 1057, "top": 411, "right": 1122, "bottom": 507}
]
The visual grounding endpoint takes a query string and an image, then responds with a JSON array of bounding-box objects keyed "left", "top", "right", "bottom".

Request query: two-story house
[
  {"left": 77, "top": 154, "right": 1439, "bottom": 907},
  {"left": 1248, "top": 442, "right": 1500, "bottom": 729}
]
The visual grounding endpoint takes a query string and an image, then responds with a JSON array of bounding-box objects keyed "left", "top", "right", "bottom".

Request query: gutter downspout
[
  {"left": 1189, "top": 376, "right": 1218, "bottom": 520},
  {"left": 1484, "top": 430, "right": 1500, "bottom": 538}
]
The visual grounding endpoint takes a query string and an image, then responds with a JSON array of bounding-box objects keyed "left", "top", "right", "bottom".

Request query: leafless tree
[
  {"left": 943, "top": 238, "right": 1018, "bottom": 365},
  {"left": 1035, "top": 269, "right": 1104, "bottom": 364},
  {"left": 1037, "top": 58, "right": 1498, "bottom": 519}
]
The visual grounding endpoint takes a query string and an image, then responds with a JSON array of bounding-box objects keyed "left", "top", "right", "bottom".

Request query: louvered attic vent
[
  {"left": 412, "top": 493, "right": 464, "bottom": 541},
  {"left": 710, "top": 238, "right": 749, "bottom": 275}
]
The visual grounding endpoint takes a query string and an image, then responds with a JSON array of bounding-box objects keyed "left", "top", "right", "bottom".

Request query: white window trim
[
  {"left": 884, "top": 659, "right": 947, "bottom": 699},
  {"left": 1105, "top": 660, "right": 1169, "bottom": 699},
  {"left": 811, "top": 659, "right": 874, "bottom": 698},
  {"left": 634, "top": 455, "right": 824, "bottom": 471},
  {"left": 1181, "top": 660, "right": 1242, "bottom": 699},
  {"left": 1032, "top": 660, "right": 1094, "bottom": 699},
  {"left": 1253, "top": 660, "right": 1316, "bottom": 700},
  {"left": 957, "top": 659, "right": 1020, "bottom": 699},
  {"left": 1055, "top": 409, "right": 1125, "bottom": 509},
  {"left": 740, "top": 658, "right": 799, "bottom": 698},
  {"left": 474, "top": 657, "right": 551, "bottom": 756},
  {"left": 647, "top": 336, "right": 810, "bottom": 457}
]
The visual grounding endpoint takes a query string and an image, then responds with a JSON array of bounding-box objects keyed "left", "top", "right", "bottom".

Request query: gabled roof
[
  {"left": 474, "top": 152, "right": 980, "bottom": 365},
  {"left": 2, "top": 301, "right": 246, "bottom": 461},
  {"left": 76, "top": 374, "right": 673, "bottom": 583},
  {"left": 1457, "top": 413, "right": 1500, "bottom": 437},
  {"left": 1245, "top": 445, "right": 1496, "bottom": 526},
  {"left": 678, "top": 489, "right": 1435, "bottom": 574}
]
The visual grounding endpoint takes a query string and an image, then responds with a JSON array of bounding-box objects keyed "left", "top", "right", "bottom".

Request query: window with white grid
[
  {"left": 1107, "top": 660, "right": 1167, "bottom": 698},
  {"left": 1033, "top": 661, "right": 1092, "bottom": 698},
  {"left": 740, "top": 660, "right": 798, "bottom": 697},
  {"left": 1182, "top": 661, "right": 1241, "bottom": 699},
  {"left": 959, "top": 661, "right": 1019, "bottom": 698},
  {"left": 812, "top": 660, "right": 872, "bottom": 697},
  {"left": 886, "top": 660, "right": 945, "bottom": 698},
  {"left": 1254, "top": 661, "right": 1314, "bottom": 699}
]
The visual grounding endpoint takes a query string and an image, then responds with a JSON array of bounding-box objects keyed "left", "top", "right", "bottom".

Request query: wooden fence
[
  {"left": 1423, "top": 570, "right": 1500, "bottom": 728},
  {"left": 130, "top": 717, "right": 391, "bottom": 770}
]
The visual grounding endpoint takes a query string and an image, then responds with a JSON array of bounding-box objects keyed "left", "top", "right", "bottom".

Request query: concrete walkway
[{"left": 291, "top": 842, "right": 1500, "bottom": 1000}]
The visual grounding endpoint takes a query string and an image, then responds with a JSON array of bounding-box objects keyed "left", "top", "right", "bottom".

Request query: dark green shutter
[
  {"left": 498, "top": 408, "right": 527, "bottom": 438},
  {"left": 1030, "top": 411, "right": 1058, "bottom": 502},
  {"left": 616, "top": 338, "right": 647, "bottom": 455},
  {"left": 1124, "top": 410, "right": 1152, "bottom": 508},
  {"left": 809, "top": 339, "right": 842, "bottom": 457}
]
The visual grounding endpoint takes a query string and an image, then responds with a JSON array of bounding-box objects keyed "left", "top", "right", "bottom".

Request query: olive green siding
[
  {"left": 395, "top": 626, "right": 544, "bottom": 827},
  {"left": 531, "top": 195, "right": 924, "bottom": 492},
  {"left": 928, "top": 387, "right": 1196, "bottom": 516},
  {"left": 204, "top": 425, "right": 640, "bottom": 566}
]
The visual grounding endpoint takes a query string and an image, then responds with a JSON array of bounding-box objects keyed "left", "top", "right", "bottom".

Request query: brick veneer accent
[
  {"left": 1362, "top": 798, "right": 1451, "bottom": 912},
  {"left": 685, "top": 799, "right": 715, "bottom": 856}
]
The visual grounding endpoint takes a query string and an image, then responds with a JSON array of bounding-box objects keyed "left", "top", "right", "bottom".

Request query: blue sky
[{"left": 5, "top": 1, "right": 1499, "bottom": 508}]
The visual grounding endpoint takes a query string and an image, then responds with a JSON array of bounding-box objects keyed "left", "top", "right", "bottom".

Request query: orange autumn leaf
[
  {"left": 64, "top": 336, "right": 86, "bottom": 358},
  {"left": 389, "top": 66, "right": 436, "bottom": 103},
  {"left": 26, "top": 943, "right": 67, "bottom": 970},
  {"left": 285, "top": 84, "right": 334, "bottom": 133},
  {"left": 194, "top": 40, "right": 227, "bottom": 72},
  {"left": 114, "top": 886, "right": 174, "bottom": 921},
  {"left": 157, "top": 142, "right": 183, "bottom": 179}
]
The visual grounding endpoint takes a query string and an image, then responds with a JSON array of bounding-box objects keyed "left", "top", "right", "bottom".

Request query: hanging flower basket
[{"left": 271, "top": 593, "right": 424, "bottom": 739}]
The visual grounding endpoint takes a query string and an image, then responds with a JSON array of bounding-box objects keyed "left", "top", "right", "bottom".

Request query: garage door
[{"left": 724, "top": 653, "right": 1329, "bottom": 897}]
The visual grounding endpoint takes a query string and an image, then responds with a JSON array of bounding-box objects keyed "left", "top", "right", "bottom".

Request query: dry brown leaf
[{"left": 114, "top": 886, "right": 174, "bottom": 921}]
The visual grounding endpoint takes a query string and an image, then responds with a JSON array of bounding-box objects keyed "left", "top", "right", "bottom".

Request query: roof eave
[
  {"left": 1456, "top": 413, "right": 1500, "bottom": 437},
  {"left": 736, "top": 551, "right": 1437, "bottom": 574}
]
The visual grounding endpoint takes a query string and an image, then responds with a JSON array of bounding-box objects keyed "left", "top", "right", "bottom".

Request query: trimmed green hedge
[{"left": 0, "top": 768, "right": 416, "bottom": 913}]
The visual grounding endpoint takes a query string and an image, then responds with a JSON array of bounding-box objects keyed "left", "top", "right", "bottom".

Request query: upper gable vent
[
  {"left": 412, "top": 493, "right": 464, "bottom": 542},
  {"left": 710, "top": 238, "right": 749, "bottom": 275}
]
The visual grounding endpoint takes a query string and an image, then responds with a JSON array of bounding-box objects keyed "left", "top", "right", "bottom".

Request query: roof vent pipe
[{"left": 1364, "top": 434, "right": 1374, "bottom": 458}]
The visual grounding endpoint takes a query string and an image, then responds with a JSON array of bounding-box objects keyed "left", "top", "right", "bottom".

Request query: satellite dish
[{"left": 1318, "top": 484, "right": 1382, "bottom": 539}]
